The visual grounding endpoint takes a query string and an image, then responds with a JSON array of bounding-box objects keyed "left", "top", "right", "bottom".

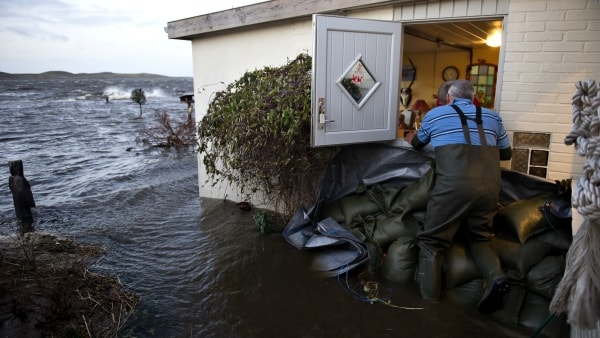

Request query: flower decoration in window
[{"left": 337, "top": 55, "right": 380, "bottom": 109}]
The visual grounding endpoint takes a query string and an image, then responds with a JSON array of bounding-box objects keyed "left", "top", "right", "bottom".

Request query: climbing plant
[{"left": 197, "top": 53, "right": 335, "bottom": 218}]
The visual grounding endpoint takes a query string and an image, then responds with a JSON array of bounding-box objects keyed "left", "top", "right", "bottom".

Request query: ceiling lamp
[{"left": 486, "top": 30, "right": 502, "bottom": 47}]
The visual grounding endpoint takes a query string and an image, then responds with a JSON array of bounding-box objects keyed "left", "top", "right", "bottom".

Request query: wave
[
  {"left": 102, "top": 86, "right": 170, "bottom": 100},
  {"left": 75, "top": 94, "right": 93, "bottom": 100}
]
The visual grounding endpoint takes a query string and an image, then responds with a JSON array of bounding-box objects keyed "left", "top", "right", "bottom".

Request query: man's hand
[{"left": 404, "top": 131, "right": 416, "bottom": 144}]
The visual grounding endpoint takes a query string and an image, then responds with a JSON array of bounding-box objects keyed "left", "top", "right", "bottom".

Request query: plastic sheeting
[
  {"left": 284, "top": 140, "right": 559, "bottom": 256},
  {"left": 315, "top": 140, "right": 557, "bottom": 208}
]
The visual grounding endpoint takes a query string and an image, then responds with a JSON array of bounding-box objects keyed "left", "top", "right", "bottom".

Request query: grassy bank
[{"left": 0, "top": 232, "right": 138, "bottom": 337}]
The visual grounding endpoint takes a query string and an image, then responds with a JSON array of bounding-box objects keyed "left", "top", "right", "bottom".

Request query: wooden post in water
[
  {"left": 8, "top": 160, "right": 36, "bottom": 232},
  {"left": 180, "top": 94, "right": 194, "bottom": 121}
]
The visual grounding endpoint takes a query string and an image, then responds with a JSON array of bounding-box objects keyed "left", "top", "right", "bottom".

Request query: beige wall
[{"left": 191, "top": 18, "right": 313, "bottom": 207}]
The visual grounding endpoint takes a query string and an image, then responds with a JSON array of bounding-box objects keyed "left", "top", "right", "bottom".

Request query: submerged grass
[{"left": 0, "top": 232, "right": 139, "bottom": 337}]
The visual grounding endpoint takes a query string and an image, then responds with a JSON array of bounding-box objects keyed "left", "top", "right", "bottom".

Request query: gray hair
[
  {"left": 437, "top": 80, "right": 455, "bottom": 105},
  {"left": 448, "top": 79, "right": 475, "bottom": 100}
]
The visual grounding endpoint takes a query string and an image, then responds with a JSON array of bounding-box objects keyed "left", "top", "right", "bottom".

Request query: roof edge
[{"left": 167, "top": 0, "right": 410, "bottom": 40}]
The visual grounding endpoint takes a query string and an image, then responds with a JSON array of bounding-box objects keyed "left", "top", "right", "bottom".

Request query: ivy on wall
[{"left": 197, "top": 53, "right": 335, "bottom": 218}]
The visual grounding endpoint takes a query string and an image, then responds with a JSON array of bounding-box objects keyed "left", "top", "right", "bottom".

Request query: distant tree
[{"left": 130, "top": 88, "right": 146, "bottom": 117}]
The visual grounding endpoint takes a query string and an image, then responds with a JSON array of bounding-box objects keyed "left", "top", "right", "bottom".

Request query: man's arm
[
  {"left": 404, "top": 131, "right": 427, "bottom": 149},
  {"left": 411, "top": 135, "right": 428, "bottom": 149},
  {"left": 500, "top": 146, "right": 512, "bottom": 161}
]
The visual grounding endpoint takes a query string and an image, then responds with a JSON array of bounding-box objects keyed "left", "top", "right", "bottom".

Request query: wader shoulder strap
[{"left": 450, "top": 104, "right": 487, "bottom": 146}]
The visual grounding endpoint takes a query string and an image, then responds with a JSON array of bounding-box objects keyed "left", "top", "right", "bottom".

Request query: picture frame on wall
[{"left": 401, "top": 66, "right": 416, "bottom": 81}]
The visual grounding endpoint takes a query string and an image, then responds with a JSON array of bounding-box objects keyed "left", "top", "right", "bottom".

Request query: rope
[
  {"left": 550, "top": 80, "right": 600, "bottom": 329},
  {"left": 565, "top": 80, "right": 600, "bottom": 221}
]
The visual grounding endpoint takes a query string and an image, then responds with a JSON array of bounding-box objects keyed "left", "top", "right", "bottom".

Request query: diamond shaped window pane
[{"left": 338, "top": 57, "right": 379, "bottom": 107}]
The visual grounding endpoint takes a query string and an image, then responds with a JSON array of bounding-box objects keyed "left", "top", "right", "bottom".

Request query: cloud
[
  {"left": 0, "top": 0, "right": 140, "bottom": 41},
  {"left": 1, "top": 23, "right": 69, "bottom": 42},
  {"left": 0, "top": 0, "right": 262, "bottom": 76}
]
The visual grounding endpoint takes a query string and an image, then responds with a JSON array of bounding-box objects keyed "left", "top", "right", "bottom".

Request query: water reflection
[{"left": 121, "top": 198, "right": 529, "bottom": 337}]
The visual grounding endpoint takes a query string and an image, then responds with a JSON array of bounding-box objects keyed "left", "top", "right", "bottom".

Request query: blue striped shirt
[{"left": 415, "top": 98, "right": 510, "bottom": 149}]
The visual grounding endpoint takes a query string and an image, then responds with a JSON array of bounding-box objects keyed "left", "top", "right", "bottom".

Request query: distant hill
[{"left": 0, "top": 71, "right": 188, "bottom": 80}]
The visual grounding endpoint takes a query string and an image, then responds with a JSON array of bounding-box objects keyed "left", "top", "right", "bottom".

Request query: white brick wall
[
  {"left": 395, "top": 0, "right": 599, "bottom": 181},
  {"left": 501, "top": 0, "right": 600, "bottom": 181}
]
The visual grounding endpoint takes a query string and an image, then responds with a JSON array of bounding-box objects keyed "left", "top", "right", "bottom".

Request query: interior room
[{"left": 398, "top": 19, "right": 503, "bottom": 135}]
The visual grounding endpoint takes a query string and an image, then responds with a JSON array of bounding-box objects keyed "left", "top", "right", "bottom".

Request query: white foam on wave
[
  {"left": 76, "top": 93, "right": 93, "bottom": 100},
  {"left": 103, "top": 86, "right": 169, "bottom": 100}
]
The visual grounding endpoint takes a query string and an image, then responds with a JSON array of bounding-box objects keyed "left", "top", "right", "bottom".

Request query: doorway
[{"left": 399, "top": 19, "right": 503, "bottom": 116}]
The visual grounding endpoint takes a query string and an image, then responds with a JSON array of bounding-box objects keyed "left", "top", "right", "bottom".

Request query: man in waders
[{"left": 405, "top": 80, "right": 513, "bottom": 313}]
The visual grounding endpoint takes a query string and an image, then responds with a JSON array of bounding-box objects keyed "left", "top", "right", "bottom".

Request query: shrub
[
  {"left": 136, "top": 110, "right": 196, "bottom": 149},
  {"left": 197, "top": 53, "right": 335, "bottom": 218}
]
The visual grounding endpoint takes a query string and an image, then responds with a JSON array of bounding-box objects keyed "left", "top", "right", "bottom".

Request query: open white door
[{"left": 312, "top": 15, "right": 402, "bottom": 147}]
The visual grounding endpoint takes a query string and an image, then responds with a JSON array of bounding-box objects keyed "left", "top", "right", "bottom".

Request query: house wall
[
  {"left": 190, "top": 0, "right": 600, "bottom": 210},
  {"left": 191, "top": 19, "right": 313, "bottom": 206},
  {"left": 501, "top": 0, "right": 600, "bottom": 182},
  {"left": 504, "top": 0, "right": 600, "bottom": 234}
]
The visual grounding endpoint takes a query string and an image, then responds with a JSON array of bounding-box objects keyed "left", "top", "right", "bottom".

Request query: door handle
[{"left": 318, "top": 98, "right": 335, "bottom": 129}]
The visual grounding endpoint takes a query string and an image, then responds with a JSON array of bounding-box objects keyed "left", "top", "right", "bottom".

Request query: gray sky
[{"left": 0, "top": 0, "right": 262, "bottom": 77}]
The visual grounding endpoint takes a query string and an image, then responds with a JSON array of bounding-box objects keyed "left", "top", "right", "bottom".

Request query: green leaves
[
  {"left": 197, "top": 53, "right": 335, "bottom": 218},
  {"left": 130, "top": 88, "right": 146, "bottom": 116},
  {"left": 253, "top": 210, "right": 271, "bottom": 234}
]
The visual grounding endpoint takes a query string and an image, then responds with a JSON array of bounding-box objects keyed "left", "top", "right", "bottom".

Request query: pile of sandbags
[
  {"left": 490, "top": 191, "right": 572, "bottom": 337},
  {"left": 284, "top": 142, "right": 573, "bottom": 337},
  {"left": 317, "top": 172, "right": 572, "bottom": 338}
]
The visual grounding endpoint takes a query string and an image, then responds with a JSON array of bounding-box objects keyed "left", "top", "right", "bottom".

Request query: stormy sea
[{"left": 0, "top": 74, "right": 530, "bottom": 337}]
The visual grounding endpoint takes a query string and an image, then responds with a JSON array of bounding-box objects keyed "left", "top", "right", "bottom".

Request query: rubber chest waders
[{"left": 417, "top": 105, "right": 503, "bottom": 303}]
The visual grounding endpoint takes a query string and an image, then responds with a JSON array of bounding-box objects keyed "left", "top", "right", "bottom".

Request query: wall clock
[{"left": 442, "top": 66, "right": 459, "bottom": 81}]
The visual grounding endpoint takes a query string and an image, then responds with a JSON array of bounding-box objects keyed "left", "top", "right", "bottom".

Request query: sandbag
[
  {"left": 346, "top": 214, "right": 376, "bottom": 243},
  {"left": 491, "top": 235, "right": 552, "bottom": 278},
  {"left": 338, "top": 193, "right": 382, "bottom": 226},
  {"left": 371, "top": 213, "right": 419, "bottom": 248},
  {"left": 444, "top": 243, "right": 481, "bottom": 289},
  {"left": 494, "top": 193, "right": 571, "bottom": 244},
  {"left": 319, "top": 200, "right": 345, "bottom": 224},
  {"left": 526, "top": 255, "right": 565, "bottom": 300},
  {"left": 388, "top": 165, "right": 435, "bottom": 214},
  {"left": 381, "top": 236, "right": 418, "bottom": 283},
  {"left": 380, "top": 186, "right": 404, "bottom": 213},
  {"left": 533, "top": 226, "right": 573, "bottom": 252},
  {"left": 364, "top": 171, "right": 433, "bottom": 247},
  {"left": 444, "top": 279, "right": 484, "bottom": 306}
]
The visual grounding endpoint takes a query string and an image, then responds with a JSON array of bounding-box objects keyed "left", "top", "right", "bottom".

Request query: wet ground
[{"left": 173, "top": 198, "right": 534, "bottom": 338}]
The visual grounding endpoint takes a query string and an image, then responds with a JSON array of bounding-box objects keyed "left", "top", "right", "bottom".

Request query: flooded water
[{"left": 0, "top": 75, "right": 531, "bottom": 337}]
